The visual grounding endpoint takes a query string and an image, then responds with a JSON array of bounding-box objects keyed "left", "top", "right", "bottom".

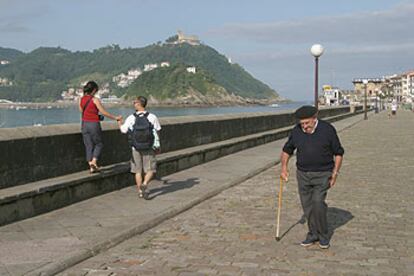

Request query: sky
[{"left": 0, "top": 0, "right": 413, "bottom": 101}]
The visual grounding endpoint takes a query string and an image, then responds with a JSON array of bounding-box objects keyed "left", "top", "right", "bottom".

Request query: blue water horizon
[{"left": 0, "top": 101, "right": 311, "bottom": 128}]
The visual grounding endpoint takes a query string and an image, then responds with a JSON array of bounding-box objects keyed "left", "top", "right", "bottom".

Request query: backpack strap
[{"left": 134, "top": 111, "right": 149, "bottom": 117}]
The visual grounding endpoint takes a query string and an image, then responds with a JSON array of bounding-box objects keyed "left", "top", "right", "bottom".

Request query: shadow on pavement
[
  {"left": 327, "top": 207, "right": 354, "bottom": 239},
  {"left": 278, "top": 214, "right": 307, "bottom": 241},
  {"left": 278, "top": 207, "right": 353, "bottom": 241},
  {"left": 147, "top": 177, "right": 200, "bottom": 200}
]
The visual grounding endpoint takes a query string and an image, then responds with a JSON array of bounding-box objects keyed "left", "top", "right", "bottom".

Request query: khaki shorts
[{"left": 130, "top": 148, "right": 157, "bottom": 174}]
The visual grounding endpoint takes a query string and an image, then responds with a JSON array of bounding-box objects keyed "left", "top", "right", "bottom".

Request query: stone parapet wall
[{"left": 0, "top": 107, "right": 353, "bottom": 188}]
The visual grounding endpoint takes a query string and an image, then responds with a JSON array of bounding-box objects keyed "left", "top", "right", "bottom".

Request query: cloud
[
  {"left": 206, "top": 2, "right": 414, "bottom": 100},
  {"left": 208, "top": 3, "right": 414, "bottom": 46},
  {"left": 235, "top": 42, "right": 414, "bottom": 64},
  {"left": 0, "top": 0, "right": 15, "bottom": 7},
  {"left": 0, "top": 0, "right": 49, "bottom": 34},
  {"left": 234, "top": 45, "right": 414, "bottom": 100},
  {"left": 0, "top": 22, "right": 30, "bottom": 33}
]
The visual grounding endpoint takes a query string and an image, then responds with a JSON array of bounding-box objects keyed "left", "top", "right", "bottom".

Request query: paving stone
[{"left": 7, "top": 111, "right": 414, "bottom": 275}]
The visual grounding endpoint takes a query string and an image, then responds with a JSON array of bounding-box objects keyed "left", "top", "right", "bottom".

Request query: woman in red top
[{"left": 79, "top": 81, "right": 122, "bottom": 173}]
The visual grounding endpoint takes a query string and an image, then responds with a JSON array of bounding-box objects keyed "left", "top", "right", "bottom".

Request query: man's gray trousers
[{"left": 297, "top": 170, "right": 332, "bottom": 241}]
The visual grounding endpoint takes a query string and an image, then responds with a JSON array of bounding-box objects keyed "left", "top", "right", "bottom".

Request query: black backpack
[{"left": 128, "top": 112, "right": 154, "bottom": 151}]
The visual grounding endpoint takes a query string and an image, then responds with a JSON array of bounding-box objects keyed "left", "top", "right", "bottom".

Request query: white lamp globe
[
  {"left": 310, "top": 44, "right": 324, "bottom": 57},
  {"left": 362, "top": 79, "right": 368, "bottom": 85}
]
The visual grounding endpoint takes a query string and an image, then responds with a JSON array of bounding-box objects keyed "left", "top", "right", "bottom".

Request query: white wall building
[
  {"left": 128, "top": 69, "right": 142, "bottom": 78},
  {"left": 186, "top": 66, "right": 196, "bottom": 74},
  {"left": 113, "top": 68, "right": 142, "bottom": 87},
  {"left": 0, "top": 77, "right": 13, "bottom": 86},
  {"left": 322, "top": 85, "right": 341, "bottom": 106},
  {"left": 383, "top": 74, "right": 403, "bottom": 102},
  {"left": 144, "top": 64, "right": 158, "bottom": 72},
  {"left": 177, "top": 30, "right": 200, "bottom": 46},
  {"left": 401, "top": 71, "right": 414, "bottom": 100}
]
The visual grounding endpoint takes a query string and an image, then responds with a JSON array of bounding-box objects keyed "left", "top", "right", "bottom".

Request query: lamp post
[
  {"left": 363, "top": 79, "right": 368, "bottom": 120},
  {"left": 374, "top": 88, "right": 379, "bottom": 113},
  {"left": 310, "top": 44, "right": 324, "bottom": 110},
  {"left": 379, "top": 91, "right": 384, "bottom": 111}
]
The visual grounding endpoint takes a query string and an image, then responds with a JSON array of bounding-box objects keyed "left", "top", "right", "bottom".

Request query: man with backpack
[{"left": 118, "top": 96, "right": 161, "bottom": 199}]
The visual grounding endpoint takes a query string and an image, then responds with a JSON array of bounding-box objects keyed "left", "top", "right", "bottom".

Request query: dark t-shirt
[{"left": 282, "top": 120, "right": 344, "bottom": 172}]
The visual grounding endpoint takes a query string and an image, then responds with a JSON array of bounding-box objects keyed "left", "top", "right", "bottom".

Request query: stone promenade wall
[{"left": 0, "top": 107, "right": 352, "bottom": 188}]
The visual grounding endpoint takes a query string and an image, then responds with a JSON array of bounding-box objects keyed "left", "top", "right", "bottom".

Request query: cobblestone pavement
[{"left": 63, "top": 111, "right": 414, "bottom": 275}]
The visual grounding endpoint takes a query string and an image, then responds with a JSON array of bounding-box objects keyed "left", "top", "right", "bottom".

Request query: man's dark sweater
[{"left": 283, "top": 119, "right": 344, "bottom": 172}]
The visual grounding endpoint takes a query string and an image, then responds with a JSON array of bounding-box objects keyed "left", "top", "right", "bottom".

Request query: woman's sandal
[{"left": 89, "top": 164, "right": 100, "bottom": 174}]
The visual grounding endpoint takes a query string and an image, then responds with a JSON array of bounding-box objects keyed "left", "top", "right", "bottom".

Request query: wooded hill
[{"left": 0, "top": 40, "right": 280, "bottom": 103}]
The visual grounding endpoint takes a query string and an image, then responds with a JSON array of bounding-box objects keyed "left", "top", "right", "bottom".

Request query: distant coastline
[
  {"left": 0, "top": 101, "right": 304, "bottom": 128},
  {"left": 0, "top": 98, "right": 290, "bottom": 110}
]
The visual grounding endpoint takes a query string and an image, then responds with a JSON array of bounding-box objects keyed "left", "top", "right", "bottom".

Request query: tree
[{"left": 165, "top": 35, "right": 178, "bottom": 43}]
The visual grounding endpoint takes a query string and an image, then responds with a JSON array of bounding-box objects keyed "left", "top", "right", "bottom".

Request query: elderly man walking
[{"left": 280, "top": 106, "right": 344, "bottom": 249}]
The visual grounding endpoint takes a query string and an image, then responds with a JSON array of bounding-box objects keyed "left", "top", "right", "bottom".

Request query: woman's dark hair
[
  {"left": 83, "top": 81, "right": 99, "bottom": 95},
  {"left": 137, "top": 96, "right": 147, "bottom": 107}
]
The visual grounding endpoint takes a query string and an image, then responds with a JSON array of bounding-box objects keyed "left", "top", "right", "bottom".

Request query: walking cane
[{"left": 275, "top": 176, "right": 284, "bottom": 241}]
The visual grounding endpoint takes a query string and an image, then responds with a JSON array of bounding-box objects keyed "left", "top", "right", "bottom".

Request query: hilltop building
[{"left": 177, "top": 30, "right": 200, "bottom": 46}]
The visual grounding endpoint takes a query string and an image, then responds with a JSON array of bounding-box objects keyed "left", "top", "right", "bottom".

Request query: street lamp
[
  {"left": 374, "top": 88, "right": 379, "bottom": 113},
  {"left": 379, "top": 90, "right": 384, "bottom": 111},
  {"left": 363, "top": 79, "right": 368, "bottom": 120},
  {"left": 310, "top": 44, "right": 324, "bottom": 110}
]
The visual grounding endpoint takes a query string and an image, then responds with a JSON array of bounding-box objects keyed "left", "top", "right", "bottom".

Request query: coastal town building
[
  {"left": 61, "top": 88, "right": 83, "bottom": 101},
  {"left": 96, "top": 83, "right": 110, "bottom": 98},
  {"left": 0, "top": 60, "right": 10, "bottom": 65},
  {"left": 352, "top": 69, "right": 414, "bottom": 104},
  {"left": 322, "top": 85, "right": 341, "bottom": 106},
  {"left": 352, "top": 78, "right": 383, "bottom": 105},
  {"left": 186, "top": 66, "right": 196, "bottom": 74},
  {"left": 144, "top": 64, "right": 158, "bottom": 72},
  {"left": 61, "top": 83, "right": 111, "bottom": 101},
  {"left": 127, "top": 69, "right": 142, "bottom": 78},
  {"left": 113, "top": 68, "right": 142, "bottom": 88},
  {"left": 0, "top": 77, "right": 13, "bottom": 86},
  {"left": 0, "top": 99, "right": 13, "bottom": 103},
  {"left": 60, "top": 58, "right": 197, "bottom": 102},
  {"left": 383, "top": 74, "right": 402, "bottom": 102},
  {"left": 101, "top": 95, "right": 121, "bottom": 103},
  {"left": 352, "top": 78, "right": 383, "bottom": 97},
  {"left": 401, "top": 70, "right": 414, "bottom": 101}
]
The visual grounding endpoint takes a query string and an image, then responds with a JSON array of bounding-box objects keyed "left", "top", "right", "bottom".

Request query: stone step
[{"left": 0, "top": 111, "right": 362, "bottom": 226}]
